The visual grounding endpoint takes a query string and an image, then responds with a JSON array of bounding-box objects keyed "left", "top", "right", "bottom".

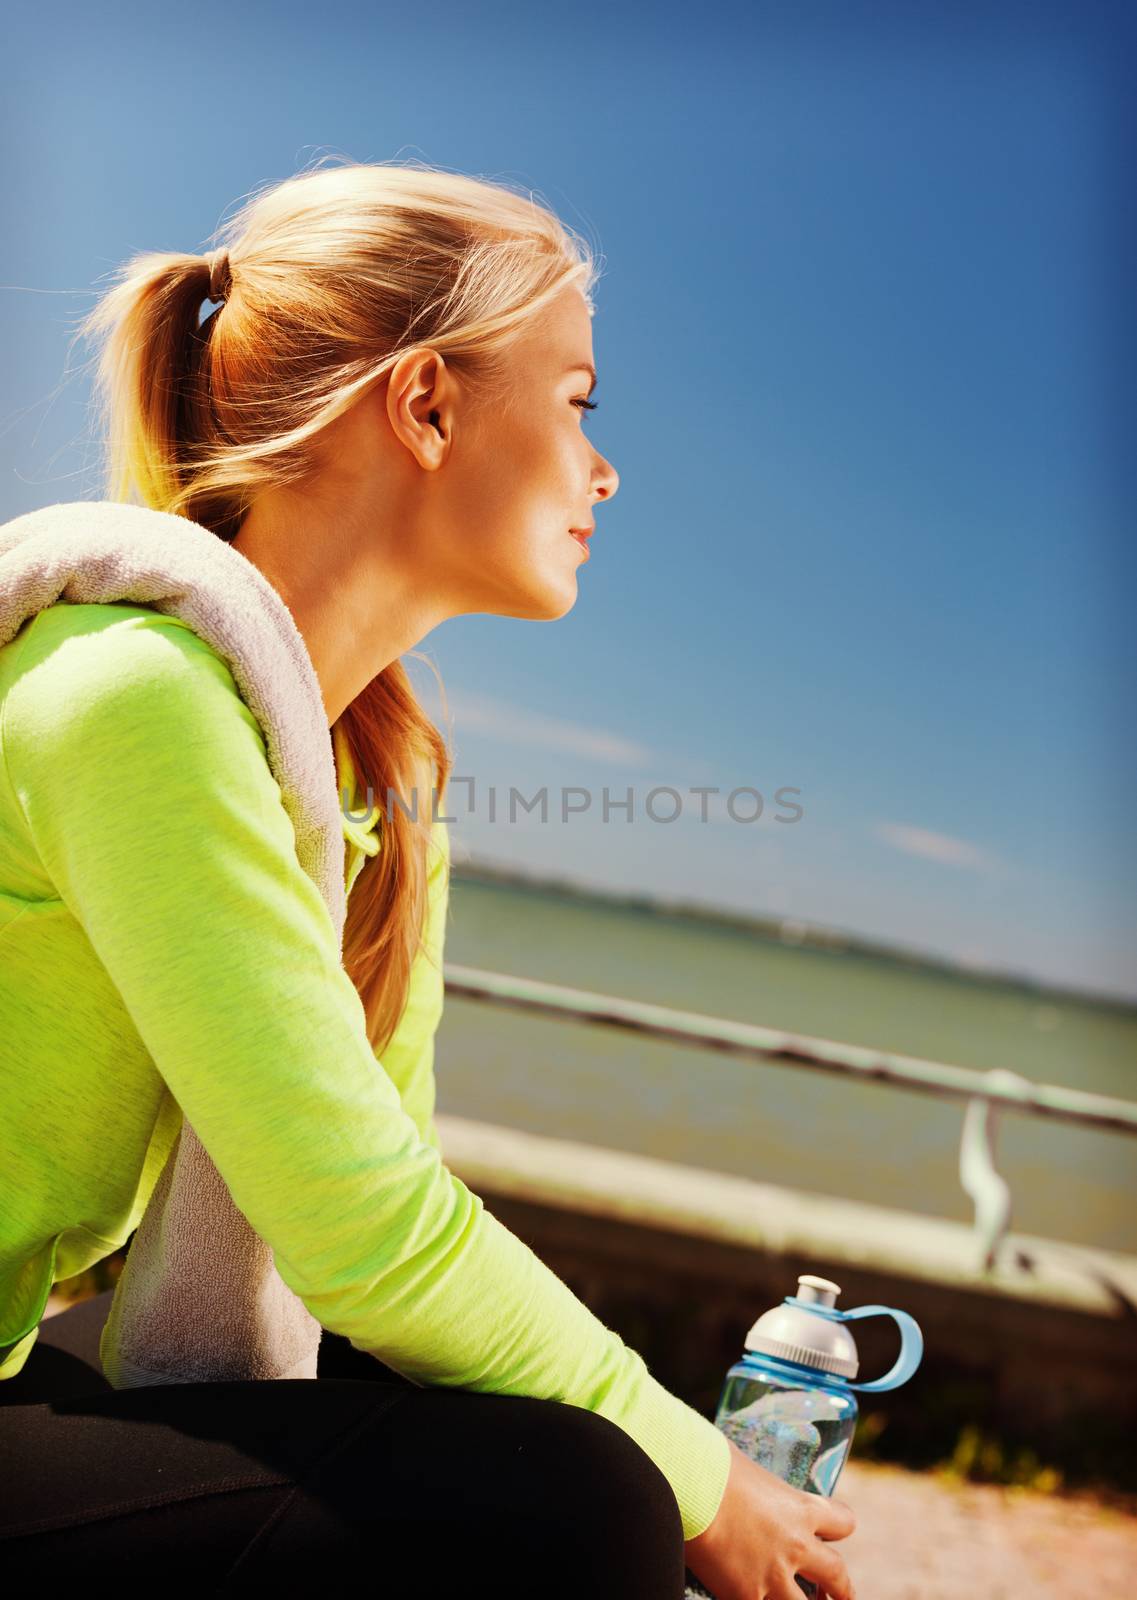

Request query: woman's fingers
[
  {"left": 800, "top": 1491, "right": 857, "bottom": 1599},
  {"left": 797, "top": 1538, "right": 857, "bottom": 1600},
  {"left": 812, "top": 1493, "right": 857, "bottom": 1540}
]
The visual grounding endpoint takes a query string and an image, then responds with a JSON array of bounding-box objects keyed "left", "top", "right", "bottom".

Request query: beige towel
[{"left": 0, "top": 498, "right": 348, "bottom": 1386}]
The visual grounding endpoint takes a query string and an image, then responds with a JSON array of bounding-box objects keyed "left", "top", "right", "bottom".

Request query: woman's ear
[{"left": 385, "top": 347, "right": 451, "bottom": 470}]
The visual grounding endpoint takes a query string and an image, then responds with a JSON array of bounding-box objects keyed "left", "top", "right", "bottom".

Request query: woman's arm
[{"left": 2, "top": 608, "right": 730, "bottom": 1541}]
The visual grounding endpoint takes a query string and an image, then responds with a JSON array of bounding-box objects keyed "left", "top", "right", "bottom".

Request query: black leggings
[{"left": 0, "top": 1292, "right": 692, "bottom": 1595}]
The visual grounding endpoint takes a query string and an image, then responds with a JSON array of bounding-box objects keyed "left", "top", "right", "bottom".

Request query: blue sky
[{"left": 4, "top": 0, "right": 1134, "bottom": 1002}]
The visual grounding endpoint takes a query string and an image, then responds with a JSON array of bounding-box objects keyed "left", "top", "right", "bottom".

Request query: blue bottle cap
[
  {"left": 744, "top": 1275, "right": 860, "bottom": 1378},
  {"left": 744, "top": 1274, "right": 924, "bottom": 1393}
]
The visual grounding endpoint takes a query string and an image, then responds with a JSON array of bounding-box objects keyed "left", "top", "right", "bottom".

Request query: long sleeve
[{"left": 0, "top": 607, "right": 730, "bottom": 1539}]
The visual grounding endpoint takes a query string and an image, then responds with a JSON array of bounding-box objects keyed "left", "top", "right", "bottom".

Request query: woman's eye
[{"left": 572, "top": 398, "right": 599, "bottom": 423}]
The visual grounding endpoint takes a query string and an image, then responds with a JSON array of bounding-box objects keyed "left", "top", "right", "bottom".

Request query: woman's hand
[{"left": 683, "top": 1437, "right": 858, "bottom": 1600}]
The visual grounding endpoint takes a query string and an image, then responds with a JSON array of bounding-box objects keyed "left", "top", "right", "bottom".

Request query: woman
[{"left": 0, "top": 159, "right": 856, "bottom": 1599}]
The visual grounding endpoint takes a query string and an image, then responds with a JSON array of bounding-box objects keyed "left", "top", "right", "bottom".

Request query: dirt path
[{"left": 836, "top": 1459, "right": 1136, "bottom": 1599}]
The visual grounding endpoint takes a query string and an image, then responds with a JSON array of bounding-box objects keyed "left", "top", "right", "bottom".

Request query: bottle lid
[{"left": 743, "top": 1273, "right": 860, "bottom": 1379}]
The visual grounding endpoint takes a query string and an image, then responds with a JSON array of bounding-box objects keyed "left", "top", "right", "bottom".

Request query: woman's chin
[
  {"left": 540, "top": 579, "right": 580, "bottom": 620},
  {"left": 502, "top": 574, "right": 579, "bottom": 621}
]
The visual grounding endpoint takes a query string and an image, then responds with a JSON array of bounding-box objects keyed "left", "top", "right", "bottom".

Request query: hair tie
[{"left": 207, "top": 250, "right": 232, "bottom": 304}]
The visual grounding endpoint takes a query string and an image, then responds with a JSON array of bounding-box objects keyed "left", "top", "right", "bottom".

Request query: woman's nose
[{"left": 592, "top": 451, "right": 619, "bottom": 503}]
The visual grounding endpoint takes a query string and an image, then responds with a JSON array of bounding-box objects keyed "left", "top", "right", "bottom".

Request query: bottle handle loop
[{"left": 782, "top": 1297, "right": 924, "bottom": 1392}]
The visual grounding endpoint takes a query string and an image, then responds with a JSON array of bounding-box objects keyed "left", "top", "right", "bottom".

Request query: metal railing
[{"left": 442, "top": 963, "right": 1137, "bottom": 1272}]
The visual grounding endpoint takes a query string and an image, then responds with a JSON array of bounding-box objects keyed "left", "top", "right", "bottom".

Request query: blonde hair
[{"left": 75, "top": 157, "right": 600, "bottom": 1054}]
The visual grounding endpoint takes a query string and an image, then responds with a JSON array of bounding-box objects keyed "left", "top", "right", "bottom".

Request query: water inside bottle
[{"left": 718, "top": 1368, "right": 856, "bottom": 1495}]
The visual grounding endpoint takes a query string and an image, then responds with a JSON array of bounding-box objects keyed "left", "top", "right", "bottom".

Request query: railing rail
[{"left": 441, "top": 963, "right": 1137, "bottom": 1270}]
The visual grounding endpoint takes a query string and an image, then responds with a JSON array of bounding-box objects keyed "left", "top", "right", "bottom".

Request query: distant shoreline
[{"left": 450, "top": 853, "right": 1137, "bottom": 1014}]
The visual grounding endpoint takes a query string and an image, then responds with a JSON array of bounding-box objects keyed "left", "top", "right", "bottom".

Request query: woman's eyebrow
[{"left": 563, "top": 363, "right": 598, "bottom": 396}]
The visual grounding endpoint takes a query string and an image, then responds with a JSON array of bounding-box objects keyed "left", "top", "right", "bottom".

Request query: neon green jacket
[{"left": 0, "top": 598, "right": 730, "bottom": 1539}]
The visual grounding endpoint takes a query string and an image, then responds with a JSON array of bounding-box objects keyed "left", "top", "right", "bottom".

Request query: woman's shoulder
[
  {"left": 4, "top": 599, "right": 223, "bottom": 675},
  {"left": 0, "top": 600, "right": 265, "bottom": 771}
]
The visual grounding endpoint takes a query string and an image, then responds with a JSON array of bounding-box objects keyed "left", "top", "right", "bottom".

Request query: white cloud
[
  {"left": 439, "top": 688, "right": 660, "bottom": 766},
  {"left": 874, "top": 821, "right": 1007, "bottom": 874}
]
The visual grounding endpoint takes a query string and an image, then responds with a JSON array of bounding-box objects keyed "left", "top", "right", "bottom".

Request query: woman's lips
[{"left": 568, "top": 527, "right": 592, "bottom": 559}]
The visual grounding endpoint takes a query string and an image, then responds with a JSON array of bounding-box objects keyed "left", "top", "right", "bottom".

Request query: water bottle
[{"left": 685, "top": 1272, "right": 923, "bottom": 1600}]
